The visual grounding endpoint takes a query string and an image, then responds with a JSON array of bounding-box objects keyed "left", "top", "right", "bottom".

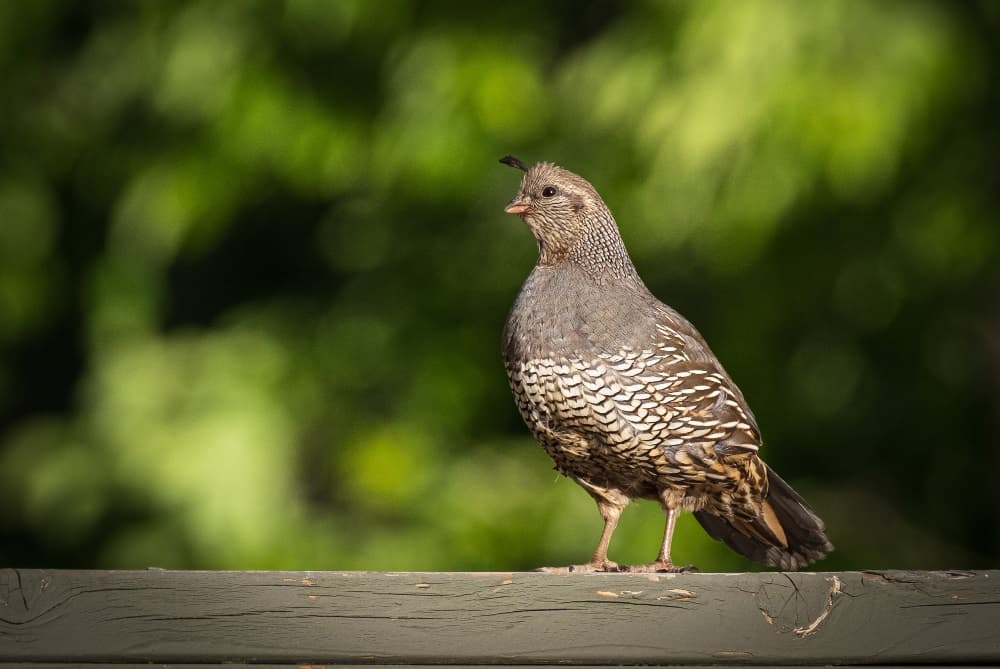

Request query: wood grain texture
[{"left": 0, "top": 570, "right": 998, "bottom": 666}]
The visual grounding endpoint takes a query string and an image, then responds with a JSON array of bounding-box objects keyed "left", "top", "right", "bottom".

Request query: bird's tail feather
[{"left": 694, "top": 466, "right": 833, "bottom": 570}]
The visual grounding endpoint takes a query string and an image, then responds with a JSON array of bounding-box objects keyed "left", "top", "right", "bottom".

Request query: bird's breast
[{"left": 503, "top": 265, "right": 661, "bottom": 365}]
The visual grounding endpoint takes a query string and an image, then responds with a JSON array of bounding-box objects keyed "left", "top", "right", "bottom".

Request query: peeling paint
[
  {"left": 657, "top": 587, "right": 696, "bottom": 602},
  {"left": 793, "top": 575, "right": 842, "bottom": 638}
]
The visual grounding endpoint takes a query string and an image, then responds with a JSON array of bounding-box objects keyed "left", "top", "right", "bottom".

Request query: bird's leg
[
  {"left": 627, "top": 505, "right": 697, "bottom": 573},
  {"left": 536, "top": 499, "right": 623, "bottom": 573},
  {"left": 587, "top": 499, "right": 622, "bottom": 571}
]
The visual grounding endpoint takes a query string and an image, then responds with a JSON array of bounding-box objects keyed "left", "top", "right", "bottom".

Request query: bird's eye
[{"left": 542, "top": 186, "right": 557, "bottom": 197}]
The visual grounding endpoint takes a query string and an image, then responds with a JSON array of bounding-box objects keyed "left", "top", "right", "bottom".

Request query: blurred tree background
[{"left": 0, "top": 0, "right": 997, "bottom": 572}]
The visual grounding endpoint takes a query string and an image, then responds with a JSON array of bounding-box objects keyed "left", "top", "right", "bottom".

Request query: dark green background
[{"left": 1, "top": 1, "right": 997, "bottom": 571}]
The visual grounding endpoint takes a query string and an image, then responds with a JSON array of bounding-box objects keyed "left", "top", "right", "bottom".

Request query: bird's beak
[{"left": 505, "top": 194, "right": 530, "bottom": 215}]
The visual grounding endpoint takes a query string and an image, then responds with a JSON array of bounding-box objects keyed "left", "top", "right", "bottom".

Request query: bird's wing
[
  {"left": 645, "top": 359, "right": 762, "bottom": 458},
  {"left": 562, "top": 304, "right": 763, "bottom": 461},
  {"left": 645, "top": 303, "right": 763, "bottom": 456},
  {"left": 556, "top": 348, "right": 761, "bottom": 462}
]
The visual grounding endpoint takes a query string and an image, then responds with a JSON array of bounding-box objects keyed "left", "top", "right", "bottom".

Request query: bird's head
[{"left": 500, "top": 155, "right": 614, "bottom": 263}]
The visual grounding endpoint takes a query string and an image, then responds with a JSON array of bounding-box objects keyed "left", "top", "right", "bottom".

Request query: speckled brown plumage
[{"left": 500, "top": 156, "right": 833, "bottom": 572}]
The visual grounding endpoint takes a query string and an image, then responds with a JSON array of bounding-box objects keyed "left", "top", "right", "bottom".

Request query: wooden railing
[{"left": 1, "top": 569, "right": 998, "bottom": 666}]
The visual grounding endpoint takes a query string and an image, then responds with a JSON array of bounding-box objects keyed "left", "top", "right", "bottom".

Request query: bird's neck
[{"left": 539, "top": 215, "right": 641, "bottom": 287}]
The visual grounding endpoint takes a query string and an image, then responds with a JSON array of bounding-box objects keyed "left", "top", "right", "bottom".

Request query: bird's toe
[
  {"left": 625, "top": 561, "right": 698, "bottom": 573},
  {"left": 534, "top": 559, "right": 621, "bottom": 574}
]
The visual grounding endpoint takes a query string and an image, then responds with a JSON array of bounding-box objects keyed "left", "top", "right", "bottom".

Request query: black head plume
[{"left": 499, "top": 155, "right": 529, "bottom": 172}]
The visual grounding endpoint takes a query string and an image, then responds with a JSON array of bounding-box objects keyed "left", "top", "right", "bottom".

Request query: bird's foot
[
  {"left": 535, "top": 559, "right": 621, "bottom": 574},
  {"left": 625, "top": 561, "right": 697, "bottom": 573}
]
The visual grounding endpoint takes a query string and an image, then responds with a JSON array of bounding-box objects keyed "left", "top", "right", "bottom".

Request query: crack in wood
[
  {"left": 14, "top": 571, "right": 27, "bottom": 618},
  {"left": 792, "top": 575, "right": 841, "bottom": 638},
  {"left": 749, "top": 573, "right": 846, "bottom": 637},
  {"left": 899, "top": 599, "right": 1000, "bottom": 608}
]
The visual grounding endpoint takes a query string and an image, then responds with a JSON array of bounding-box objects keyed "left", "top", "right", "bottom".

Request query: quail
[{"left": 500, "top": 155, "right": 833, "bottom": 572}]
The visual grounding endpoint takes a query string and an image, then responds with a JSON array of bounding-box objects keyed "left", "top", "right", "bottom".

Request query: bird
[{"left": 499, "top": 155, "right": 833, "bottom": 572}]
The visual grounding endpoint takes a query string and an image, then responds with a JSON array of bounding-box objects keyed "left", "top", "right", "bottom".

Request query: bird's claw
[{"left": 535, "top": 559, "right": 622, "bottom": 574}]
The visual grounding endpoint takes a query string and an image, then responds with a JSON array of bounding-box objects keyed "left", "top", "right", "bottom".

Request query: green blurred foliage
[{"left": 0, "top": 0, "right": 997, "bottom": 571}]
